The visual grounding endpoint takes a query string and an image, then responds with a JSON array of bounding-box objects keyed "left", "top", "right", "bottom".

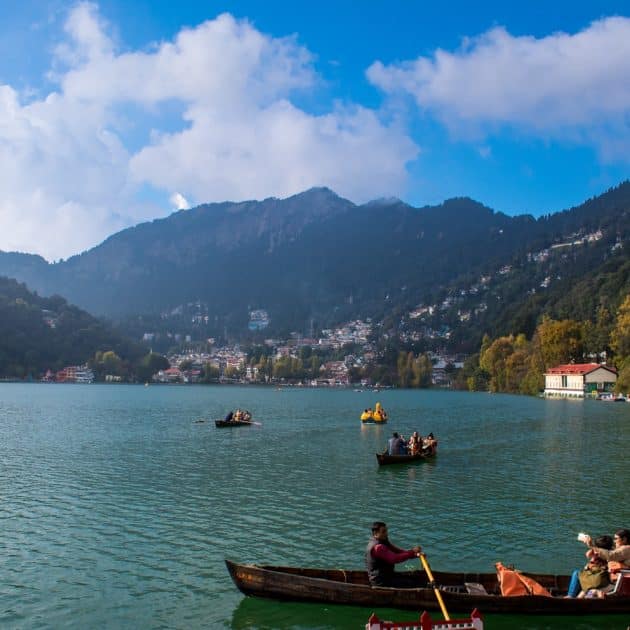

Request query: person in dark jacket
[
  {"left": 365, "top": 521, "right": 421, "bottom": 587},
  {"left": 387, "top": 432, "right": 404, "bottom": 455}
]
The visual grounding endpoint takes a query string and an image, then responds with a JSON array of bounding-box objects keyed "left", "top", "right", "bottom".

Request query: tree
[
  {"left": 535, "top": 316, "right": 585, "bottom": 369},
  {"left": 202, "top": 363, "right": 220, "bottom": 382},
  {"left": 611, "top": 295, "right": 630, "bottom": 362},
  {"left": 411, "top": 353, "right": 433, "bottom": 388},
  {"left": 102, "top": 350, "right": 124, "bottom": 375},
  {"left": 584, "top": 304, "right": 613, "bottom": 361},
  {"left": 480, "top": 335, "right": 518, "bottom": 392},
  {"left": 135, "top": 353, "right": 169, "bottom": 382}
]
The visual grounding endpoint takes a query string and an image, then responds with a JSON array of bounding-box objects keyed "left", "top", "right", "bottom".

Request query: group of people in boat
[
  {"left": 366, "top": 521, "right": 630, "bottom": 596},
  {"left": 224, "top": 409, "right": 252, "bottom": 423},
  {"left": 566, "top": 528, "right": 630, "bottom": 598},
  {"left": 387, "top": 431, "right": 436, "bottom": 456},
  {"left": 361, "top": 402, "right": 388, "bottom": 422}
]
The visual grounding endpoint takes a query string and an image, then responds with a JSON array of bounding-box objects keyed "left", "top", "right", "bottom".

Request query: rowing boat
[
  {"left": 215, "top": 419, "right": 253, "bottom": 427},
  {"left": 377, "top": 444, "right": 437, "bottom": 465},
  {"left": 225, "top": 560, "right": 630, "bottom": 614}
]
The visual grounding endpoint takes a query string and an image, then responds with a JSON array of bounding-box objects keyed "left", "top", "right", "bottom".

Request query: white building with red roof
[{"left": 544, "top": 363, "right": 617, "bottom": 398}]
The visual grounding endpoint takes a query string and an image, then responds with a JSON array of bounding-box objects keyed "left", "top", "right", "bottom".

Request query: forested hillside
[{"left": 0, "top": 277, "right": 147, "bottom": 378}]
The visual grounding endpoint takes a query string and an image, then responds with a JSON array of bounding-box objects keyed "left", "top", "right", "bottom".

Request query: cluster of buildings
[{"left": 42, "top": 365, "right": 95, "bottom": 383}]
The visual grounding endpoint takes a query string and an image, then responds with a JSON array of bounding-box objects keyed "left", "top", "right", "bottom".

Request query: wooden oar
[{"left": 419, "top": 552, "right": 450, "bottom": 621}]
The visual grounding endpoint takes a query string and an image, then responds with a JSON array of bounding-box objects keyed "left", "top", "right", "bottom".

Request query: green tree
[
  {"left": 480, "top": 335, "right": 517, "bottom": 392},
  {"left": 202, "top": 363, "right": 220, "bottom": 382},
  {"left": 411, "top": 353, "right": 433, "bottom": 388},
  {"left": 536, "top": 316, "right": 585, "bottom": 369},
  {"left": 611, "top": 294, "right": 630, "bottom": 361},
  {"left": 135, "top": 353, "right": 169, "bottom": 383}
]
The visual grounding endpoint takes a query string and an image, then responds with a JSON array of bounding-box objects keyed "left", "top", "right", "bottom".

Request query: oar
[{"left": 419, "top": 552, "right": 450, "bottom": 621}]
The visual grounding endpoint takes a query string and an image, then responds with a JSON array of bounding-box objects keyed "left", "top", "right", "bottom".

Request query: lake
[{"left": 1, "top": 384, "right": 628, "bottom": 629}]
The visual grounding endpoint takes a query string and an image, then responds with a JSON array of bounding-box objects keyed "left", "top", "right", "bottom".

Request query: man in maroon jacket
[{"left": 365, "top": 521, "right": 421, "bottom": 587}]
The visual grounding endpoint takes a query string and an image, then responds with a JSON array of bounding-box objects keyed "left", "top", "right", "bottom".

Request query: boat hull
[
  {"left": 376, "top": 448, "right": 436, "bottom": 465},
  {"left": 225, "top": 561, "right": 630, "bottom": 614},
  {"left": 215, "top": 420, "right": 253, "bottom": 427}
]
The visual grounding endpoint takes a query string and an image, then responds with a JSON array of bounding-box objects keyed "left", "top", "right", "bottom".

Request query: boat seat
[
  {"left": 465, "top": 582, "right": 488, "bottom": 595},
  {"left": 611, "top": 570, "right": 630, "bottom": 597},
  {"left": 441, "top": 585, "right": 465, "bottom": 593}
]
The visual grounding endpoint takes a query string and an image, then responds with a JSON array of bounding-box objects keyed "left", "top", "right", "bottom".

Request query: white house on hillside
[{"left": 544, "top": 363, "right": 617, "bottom": 398}]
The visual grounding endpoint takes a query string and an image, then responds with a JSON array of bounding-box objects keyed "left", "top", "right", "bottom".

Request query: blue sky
[{"left": 0, "top": 1, "right": 628, "bottom": 259}]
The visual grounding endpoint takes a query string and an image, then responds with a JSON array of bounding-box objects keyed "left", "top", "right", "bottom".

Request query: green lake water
[{"left": 1, "top": 384, "right": 628, "bottom": 629}]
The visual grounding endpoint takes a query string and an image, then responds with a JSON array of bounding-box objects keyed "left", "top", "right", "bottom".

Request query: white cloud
[
  {"left": 170, "top": 192, "right": 190, "bottom": 210},
  {"left": 367, "top": 17, "right": 630, "bottom": 158},
  {"left": 0, "top": 4, "right": 417, "bottom": 259}
]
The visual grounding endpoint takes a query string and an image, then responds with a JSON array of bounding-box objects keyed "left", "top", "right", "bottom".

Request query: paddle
[{"left": 419, "top": 552, "right": 450, "bottom": 621}]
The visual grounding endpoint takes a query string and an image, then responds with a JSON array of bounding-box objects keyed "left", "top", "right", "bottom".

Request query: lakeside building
[
  {"left": 55, "top": 365, "right": 95, "bottom": 383},
  {"left": 543, "top": 363, "right": 617, "bottom": 398}
]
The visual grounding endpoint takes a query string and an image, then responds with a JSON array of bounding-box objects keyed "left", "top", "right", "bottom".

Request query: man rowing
[{"left": 366, "top": 521, "right": 421, "bottom": 587}]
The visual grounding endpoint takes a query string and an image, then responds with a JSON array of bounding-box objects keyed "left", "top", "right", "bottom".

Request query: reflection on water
[{"left": 1, "top": 384, "right": 628, "bottom": 628}]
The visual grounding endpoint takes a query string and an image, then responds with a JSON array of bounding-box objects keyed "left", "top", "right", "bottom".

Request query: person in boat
[
  {"left": 387, "top": 432, "right": 404, "bottom": 455},
  {"left": 582, "top": 529, "right": 630, "bottom": 597},
  {"left": 577, "top": 535, "right": 614, "bottom": 598},
  {"left": 399, "top": 435, "right": 408, "bottom": 455},
  {"left": 422, "top": 432, "right": 437, "bottom": 453},
  {"left": 224, "top": 410, "right": 234, "bottom": 422},
  {"left": 373, "top": 402, "right": 387, "bottom": 422},
  {"left": 361, "top": 409, "right": 373, "bottom": 421},
  {"left": 243, "top": 410, "right": 252, "bottom": 422},
  {"left": 408, "top": 431, "right": 421, "bottom": 455},
  {"left": 366, "top": 521, "right": 421, "bottom": 587},
  {"left": 566, "top": 534, "right": 613, "bottom": 598}
]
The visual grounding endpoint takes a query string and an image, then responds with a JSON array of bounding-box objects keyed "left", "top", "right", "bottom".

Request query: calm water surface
[{"left": 1, "top": 384, "right": 629, "bottom": 629}]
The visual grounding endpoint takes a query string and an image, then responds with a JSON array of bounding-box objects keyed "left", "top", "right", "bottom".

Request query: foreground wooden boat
[
  {"left": 225, "top": 560, "right": 630, "bottom": 614},
  {"left": 215, "top": 419, "right": 253, "bottom": 427},
  {"left": 377, "top": 445, "right": 437, "bottom": 465}
]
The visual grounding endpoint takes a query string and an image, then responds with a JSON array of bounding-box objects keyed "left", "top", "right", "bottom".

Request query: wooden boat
[
  {"left": 377, "top": 444, "right": 437, "bottom": 465},
  {"left": 225, "top": 560, "right": 630, "bottom": 615},
  {"left": 215, "top": 419, "right": 253, "bottom": 427}
]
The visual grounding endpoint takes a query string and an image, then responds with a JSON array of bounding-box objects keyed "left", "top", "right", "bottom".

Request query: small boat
[
  {"left": 225, "top": 560, "right": 630, "bottom": 614},
  {"left": 215, "top": 419, "right": 253, "bottom": 427},
  {"left": 596, "top": 392, "right": 615, "bottom": 401},
  {"left": 377, "top": 443, "right": 438, "bottom": 465}
]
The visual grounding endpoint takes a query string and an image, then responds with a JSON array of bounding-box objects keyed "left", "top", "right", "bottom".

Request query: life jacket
[{"left": 495, "top": 562, "right": 552, "bottom": 597}]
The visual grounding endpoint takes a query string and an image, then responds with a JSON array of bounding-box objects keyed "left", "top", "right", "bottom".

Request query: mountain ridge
[{"left": 1, "top": 181, "right": 629, "bottom": 348}]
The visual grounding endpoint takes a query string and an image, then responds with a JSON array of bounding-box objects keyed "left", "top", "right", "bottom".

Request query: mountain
[
  {"left": 0, "top": 276, "right": 146, "bottom": 378},
  {"left": 1, "top": 182, "right": 630, "bottom": 349}
]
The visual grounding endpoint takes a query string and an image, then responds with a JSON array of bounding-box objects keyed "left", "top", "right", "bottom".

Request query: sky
[{"left": 0, "top": 1, "right": 629, "bottom": 260}]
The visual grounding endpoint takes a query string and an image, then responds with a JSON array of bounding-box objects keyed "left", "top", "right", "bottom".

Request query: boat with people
[
  {"left": 225, "top": 560, "right": 630, "bottom": 614},
  {"left": 377, "top": 445, "right": 437, "bottom": 466},
  {"left": 377, "top": 432, "right": 438, "bottom": 465},
  {"left": 215, "top": 418, "right": 254, "bottom": 427},
  {"left": 361, "top": 402, "right": 388, "bottom": 424},
  {"left": 215, "top": 409, "right": 257, "bottom": 427}
]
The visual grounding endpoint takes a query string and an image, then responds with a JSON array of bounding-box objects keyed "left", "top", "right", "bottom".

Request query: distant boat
[
  {"left": 596, "top": 392, "right": 615, "bottom": 401},
  {"left": 215, "top": 419, "right": 254, "bottom": 428}
]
